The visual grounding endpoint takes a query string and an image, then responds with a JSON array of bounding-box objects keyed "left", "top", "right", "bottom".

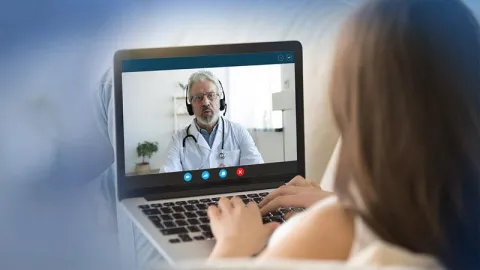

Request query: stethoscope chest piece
[{"left": 219, "top": 151, "right": 225, "bottom": 159}]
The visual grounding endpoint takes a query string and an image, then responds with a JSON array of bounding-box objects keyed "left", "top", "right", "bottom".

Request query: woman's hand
[
  {"left": 207, "top": 197, "right": 280, "bottom": 259},
  {"left": 259, "top": 175, "right": 332, "bottom": 217}
]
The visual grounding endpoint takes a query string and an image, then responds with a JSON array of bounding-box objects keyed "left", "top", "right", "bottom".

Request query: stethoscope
[{"left": 182, "top": 117, "right": 226, "bottom": 159}]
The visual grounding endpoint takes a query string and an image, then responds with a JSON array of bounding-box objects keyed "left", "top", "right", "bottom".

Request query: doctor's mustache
[{"left": 201, "top": 105, "right": 213, "bottom": 111}]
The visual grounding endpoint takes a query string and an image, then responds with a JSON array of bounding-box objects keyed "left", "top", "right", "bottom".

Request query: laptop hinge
[{"left": 143, "top": 181, "right": 285, "bottom": 201}]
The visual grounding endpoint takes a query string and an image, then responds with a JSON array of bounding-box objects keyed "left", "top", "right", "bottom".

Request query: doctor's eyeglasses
[{"left": 190, "top": 92, "right": 220, "bottom": 103}]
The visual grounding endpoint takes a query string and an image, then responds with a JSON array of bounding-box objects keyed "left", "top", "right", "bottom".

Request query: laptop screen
[{"left": 120, "top": 50, "right": 300, "bottom": 187}]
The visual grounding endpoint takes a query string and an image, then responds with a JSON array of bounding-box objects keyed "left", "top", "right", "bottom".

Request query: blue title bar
[{"left": 122, "top": 51, "right": 295, "bottom": 72}]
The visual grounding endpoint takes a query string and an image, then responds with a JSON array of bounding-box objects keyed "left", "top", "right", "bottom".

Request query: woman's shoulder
[
  {"left": 262, "top": 196, "right": 355, "bottom": 261},
  {"left": 268, "top": 196, "right": 348, "bottom": 245}
]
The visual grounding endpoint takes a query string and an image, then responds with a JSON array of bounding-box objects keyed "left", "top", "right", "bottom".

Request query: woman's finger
[
  {"left": 306, "top": 179, "right": 320, "bottom": 188},
  {"left": 231, "top": 196, "right": 245, "bottom": 209},
  {"left": 207, "top": 205, "right": 221, "bottom": 220},
  {"left": 286, "top": 175, "right": 309, "bottom": 186},
  {"left": 258, "top": 185, "right": 300, "bottom": 208},
  {"left": 217, "top": 196, "right": 234, "bottom": 213},
  {"left": 246, "top": 200, "right": 260, "bottom": 211},
  {"left": 259, "top": 194, "right": 306, "bottom": 216}
]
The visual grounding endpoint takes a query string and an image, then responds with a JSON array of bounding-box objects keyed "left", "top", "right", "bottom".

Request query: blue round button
[
  {"left": 219, "top": 169, "right": 227, "bottom": 179},
  {"left": 184, "top": 172, "right": 192, "bottom": 182},
  {"left": 201, "top": 171, "right": 210, "bottom": 180}
]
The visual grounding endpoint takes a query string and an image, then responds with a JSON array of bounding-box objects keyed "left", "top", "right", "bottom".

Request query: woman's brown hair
[{"left": 330, "top": 0, "right": 480, "bottom": 268}]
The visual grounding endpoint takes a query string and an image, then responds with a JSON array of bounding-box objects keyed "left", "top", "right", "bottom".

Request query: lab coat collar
[{"left": 188, "top": 117, "right": 224, "bottom": 150}]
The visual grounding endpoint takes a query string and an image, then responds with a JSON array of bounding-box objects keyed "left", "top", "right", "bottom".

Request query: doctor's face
[{"left": 190, "top": 80, "right": 221, "bottom": 126}]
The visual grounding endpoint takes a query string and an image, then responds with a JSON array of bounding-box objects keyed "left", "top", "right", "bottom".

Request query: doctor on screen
[{"left": 162, "top": 70, "right": 264, "bottom": 173}]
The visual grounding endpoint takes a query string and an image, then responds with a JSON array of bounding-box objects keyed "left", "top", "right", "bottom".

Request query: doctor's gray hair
[{"left": 186, "top": 70, "right": 223, "bottom": 101}]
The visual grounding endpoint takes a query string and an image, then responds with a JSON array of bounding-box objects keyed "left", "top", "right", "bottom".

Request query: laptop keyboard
[{"left": 138, "top": 191, "right": 305, "bottom": 244}]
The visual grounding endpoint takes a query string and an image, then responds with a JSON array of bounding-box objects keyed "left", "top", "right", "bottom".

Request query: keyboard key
[
  {"left": 200, "top": 225, "right": 211, "bottom": 232},
  {"left": 259, "top": 192, "right": 269, "bottom": 197},
  {"left": 254, "top": 198, "right": 262, "bottom": 203},
  {"left": 172, "top": 213, "right": 185, "bottom": 219},
  {"left": 184, "top": 212, "right": 197, "bottom": 218},
  {"left": 160, "top": 207, "right": 173, "bottom": 214},
  {"left": 270, "top": 217, "right": 284, "bottom": 223},
  {"left": 152, "top": 220, "right": 164, "bottom": 229},
  {"left": 175, "top": 220, "right": 188, "bottom": 227},
  {"left": 179, "top": 234, "right": 192, "bottom": 242},
  {"left": 262, "top": 217, "right": 271, "bottom": 223},
  {"left": 211, "top": 197, "right": 220, "bottom": 201},
  {"left": 164, "top": 221, "right": 175, "bottom": 228},
  {"left": 184, "top": 205, "right": 196, "bottom": 211},
  {"left": 142, "top": 209, "right": 160, "bottom": 215},
  {"left": 203, "top": 231, "right": 214, "bottom": 239},
  {"left": 187, "top": 219, "right": 200, "bottom": 225},
  {"left": 160, "top": 214, "right": 173, "bottom": 221},
  {"left": 187, "top": 226, "right": 200, "bottom": 233},
  {"left": 242, "top": 199, "right": 251, "bottom": 204},
  {"left": 163, "top": 202, "right": 175, "bottom": 207},
  {"left": 196, "top": 211, "right": 207, "bottom": 217},
  {"left": 172, "top": 206, "right": 185, "bottom": 213},
  {"left": 196, "top": 204, "right": 208, "bottom": 210},
  {"left": 148, "top": 215, "right": 160, "bottom": 221},
  {"left": 199, "top": 198, "right": 211, "bottom": 203},
  {"left": 187, "top": 200, "right": 199, "bottom": 204},
  {"left": 239, "top": 195, "right": 247, "bottom": 199},
  {"left": 247, "top": 193, "right": 259, "bottom": 198},
  {"left": 169, "top": 238, "right": 180, "bottom": 243},
  {"left": 271, "top": 211, "right": 282, "bottom": 217},
  {"left": 161, "top": 227, "right": 188, "bottom": 235},
  {"left": 139, "top": 205, "right": 150, "bottom": 209},
  {"left": 151, "top": 203, "right": 162, "bottom": 207},
  {"left": 175, "top": 201, "right": 187, "bottom": 205},
  {"left": 193, "top": 236, "right": 206, "bottom": 241},
  {"left": 199, "top": 217, "right": 209, "bottom": 224}
]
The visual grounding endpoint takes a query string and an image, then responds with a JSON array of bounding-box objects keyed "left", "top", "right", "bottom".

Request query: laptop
[{"left": 113, "top": 40, "right": 305, "bottom": 264}]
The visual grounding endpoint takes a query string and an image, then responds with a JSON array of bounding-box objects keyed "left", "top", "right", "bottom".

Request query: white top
[
  {"left": 267, "top": 196, "right": 443, "bottom": 269},
  {"left": 168, "top": 259, "right": 429, "bottom": 270},
  {"left": 162, "top": 117, "right": 264, "bottom": 173},
  {"left": 170, "top": 203, "right": 441, "bottom": 269}
]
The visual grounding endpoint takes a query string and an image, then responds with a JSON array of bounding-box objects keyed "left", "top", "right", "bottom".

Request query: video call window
[{"left": 121, "top": 52, "right": 297, "bottom": 179}]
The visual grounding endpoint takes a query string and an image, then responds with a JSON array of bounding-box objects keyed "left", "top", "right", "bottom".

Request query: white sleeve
[
  {"left": 162, "top": 134, "right": 183, "bottom": 173},
  {"left": 237, "top": 125, "right": 264, "bottom": 165}
]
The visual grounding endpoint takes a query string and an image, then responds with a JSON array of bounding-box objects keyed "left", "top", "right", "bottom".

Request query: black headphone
[{"left": 185, "top": 75, "right": 227, "bottom": 116}]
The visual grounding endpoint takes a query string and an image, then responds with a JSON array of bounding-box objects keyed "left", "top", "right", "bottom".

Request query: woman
[{"left": 206, "top": 0, "right": 480, "bottom": 269}]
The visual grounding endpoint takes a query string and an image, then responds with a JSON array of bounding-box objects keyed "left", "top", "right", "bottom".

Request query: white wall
[
  {"left": 281, "top": 64, "right": 297, "bottom": 161},
  {"left": 226, "top": 64, "right": 288, "bottom": 164},
  {"left": 227, "top": 65, "right": 283, "bottom": 129},
  {"left": 249, "top": 130, "right": 284, "bottom": 163}
]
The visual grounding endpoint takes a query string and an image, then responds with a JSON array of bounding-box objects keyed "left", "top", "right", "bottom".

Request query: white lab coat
[{"left": 162, "top": 117, "right": 264, "bottom": 172}]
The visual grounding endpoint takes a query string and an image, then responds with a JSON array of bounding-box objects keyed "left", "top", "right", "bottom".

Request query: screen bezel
[{"left": 114, "top": 41, "right": 305, "bottom": 201}]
